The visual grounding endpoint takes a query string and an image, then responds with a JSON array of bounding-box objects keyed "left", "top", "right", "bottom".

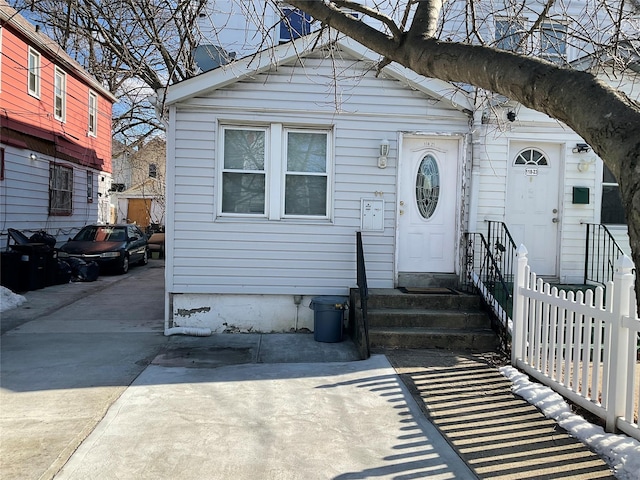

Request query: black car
[{"left": 58, "top": 224, "right": 149, "bottom": 274}]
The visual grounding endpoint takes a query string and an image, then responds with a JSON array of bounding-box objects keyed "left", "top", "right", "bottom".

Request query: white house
[
  {"left": 160, "top": 26, "right": 635, "bottom": 334},
  {"left": 159, "top": 27, "right": 636, "bottom": 332}
]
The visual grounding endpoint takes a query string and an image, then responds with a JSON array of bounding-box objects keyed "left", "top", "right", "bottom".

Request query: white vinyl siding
[
  {"left": 168, "top": 52, "right": 468, "bottom": 294},
  {"left": 0, "top": 147, "right": 100, "bottom": 246}
]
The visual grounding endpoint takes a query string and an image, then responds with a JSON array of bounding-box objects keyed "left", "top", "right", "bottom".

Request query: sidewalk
[{"left": 0, "top": 260, "right": 619, "bottom": 479}]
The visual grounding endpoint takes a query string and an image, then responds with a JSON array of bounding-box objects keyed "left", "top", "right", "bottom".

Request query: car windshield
[{"left": 74, "top": 226, "right": 127, "bottom": 242}]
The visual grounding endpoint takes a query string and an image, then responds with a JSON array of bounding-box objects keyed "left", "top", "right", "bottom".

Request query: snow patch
[
  {"left": 1, "top": 286, "right": 26, "bottom": 312},
  {"left": 500, "top": 365, "right": 640, "bottom": 480}
]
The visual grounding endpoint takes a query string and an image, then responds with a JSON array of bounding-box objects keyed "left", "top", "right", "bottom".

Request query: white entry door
[
  {"left": 397, "top": 136, "right": 460, "bottom": 273},
  {"left": 506, "top": 141, "right": 562, "bottom": 276}
]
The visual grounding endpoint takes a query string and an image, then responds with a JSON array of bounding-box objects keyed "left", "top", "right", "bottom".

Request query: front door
[
  {"left": 506, "top": 141, "right": 562, "bottom": 276},
  {"left": 397, "top": 136, "right": 460, "bottom": 273}
]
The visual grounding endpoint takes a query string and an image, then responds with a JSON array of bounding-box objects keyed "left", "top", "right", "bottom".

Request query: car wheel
[
  {"left": 120, "top": 255, "right": 129, "bottom": 274},
  {"left": 139, "top": 248, "right": 149, "bottom": 266}
]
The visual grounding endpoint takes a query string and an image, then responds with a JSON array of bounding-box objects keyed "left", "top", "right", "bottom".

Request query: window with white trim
[
  {"left": 49, "top": 163, "right": 73, "bottom": 215},
  {"left": 495, "top": 17, "right": 526, "bottom": 52},
  {"left": 540, "top": 21, "right": 567, "bottom": 63},
  {"left": 87, "top": 171, "right": 94, "bottom": 202},
  {"left": 220, "top": 125, "right": 331, "bottom": 219},
  {"left": 54, "top": 67, "right": 67, "bottom": 121},
  {"left": 88, "top": 90, "right": 98, "bottom": 136},
  {"left": 601, "top": 164, "right": 626, "bottom": 225},
  {"left": 28, "top": 48, "right": 41, "bottom": 97}
]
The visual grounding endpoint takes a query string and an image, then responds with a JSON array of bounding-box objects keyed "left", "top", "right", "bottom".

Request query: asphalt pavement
[{"left": 0, "top": 259, "right": 617, "bottom": 479}]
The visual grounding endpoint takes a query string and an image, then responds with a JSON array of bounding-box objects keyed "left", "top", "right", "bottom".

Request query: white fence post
[
  {"left": 511, "top": 244, "right": 529, "bottom": 366},
  {"left": 605, "top": 255, "right": 634, "bottom": 433}
]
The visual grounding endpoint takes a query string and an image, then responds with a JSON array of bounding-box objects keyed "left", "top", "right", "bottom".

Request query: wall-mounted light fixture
[
  {"left": 572, "top": 143, "right": 591, "bottom": 153},
  {"left": 578, "top": 158, "right": 596, "bottom": 172},
  {"left": 29, "top": 153, "right": 38, "bottom": 161},
  {"left": 378, "top": 139, "right": 389, "bottom": 169}
]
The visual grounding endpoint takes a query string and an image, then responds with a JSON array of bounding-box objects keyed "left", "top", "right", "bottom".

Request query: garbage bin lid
[
  {"left": 309, "top": 296, "right": 348, "bottom": 309},
  {"left": 8, "top": 228, "right": 31, "bottom": 245}
]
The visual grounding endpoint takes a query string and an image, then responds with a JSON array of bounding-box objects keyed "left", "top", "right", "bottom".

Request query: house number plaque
[{"left": 525, "top": 168, "right": 538, "bottom": 176}]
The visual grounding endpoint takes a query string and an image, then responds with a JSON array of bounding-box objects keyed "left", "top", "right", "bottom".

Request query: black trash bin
[
  {"left": 5, "top": 244, "right": 51, "bottom": 291},
  {"left": 2, "top": 229, "right": 54, "bottom": 291},
  {"left": 309, "top": 296, "right": 348, "bottom": 343}
]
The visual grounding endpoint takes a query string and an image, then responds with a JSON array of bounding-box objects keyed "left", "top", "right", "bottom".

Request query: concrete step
[
  {"left": 350, "top": 287, "right": 499, "bottom": 352},
  {"left": 356, "top": 289, "right": 483, "bottom": 311},
  {"left": 369, "top": 327, "right": 500, "bottom": 351},
  {"left": 367, "top": 308, "right": 492, "bottom": 330}
]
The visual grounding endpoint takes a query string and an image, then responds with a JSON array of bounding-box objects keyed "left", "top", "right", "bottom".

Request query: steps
[{"left": 351, "top": 288, "right": 499, "bottom": 352}]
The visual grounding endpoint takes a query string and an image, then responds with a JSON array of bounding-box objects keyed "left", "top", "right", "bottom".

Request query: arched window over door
[{"left": 514, "top": 148, "right": 549, "bottom": 166}]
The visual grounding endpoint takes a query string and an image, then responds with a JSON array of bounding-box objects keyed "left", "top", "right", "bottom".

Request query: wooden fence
[{"left": 511, "top": 245, "right": 639, "bottom": 440}]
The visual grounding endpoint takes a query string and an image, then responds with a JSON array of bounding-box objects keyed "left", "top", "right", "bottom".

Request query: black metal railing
[
  {"left": 460, "top": 231, "right": 514, "bottom": 352},
  {"left": 584, "top": 223, "right": 626, "bottom": 286},
  {"left": 486, "top": 221, "right": 517, "bottom": 285},
  {"left": 356, "top": 231, "right": 370, "bottom": 359}
]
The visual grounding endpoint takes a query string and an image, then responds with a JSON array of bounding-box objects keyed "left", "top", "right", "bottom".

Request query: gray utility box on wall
[{"left": 309, "top": 296, "right": 348, "bottom": 343}]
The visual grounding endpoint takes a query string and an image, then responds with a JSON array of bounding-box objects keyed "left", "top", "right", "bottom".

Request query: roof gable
[{"left": 164, "top": 31, "right": 472, "bottom": 112}]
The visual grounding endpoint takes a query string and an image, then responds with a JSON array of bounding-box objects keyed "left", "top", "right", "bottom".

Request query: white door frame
[
  {"left": 505, "top": 140, "right": 564, "bottom": 277},
  {"left": 394, "top": 133, "right": 465, "bottom": 284}
]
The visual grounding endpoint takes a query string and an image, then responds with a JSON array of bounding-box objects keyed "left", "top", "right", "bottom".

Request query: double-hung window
[
  {"left": 49, "top": 163, "right": 73, "bottom": 215},
  {"left": 284, "top": 131, "right": 328, "bottom": 216},
  {"left": 601, "top": 164, "right": 626, "bottom": 225},
  {"left": 495, "top": 17, "right": 525, "bottom": 52},
  {"left": 54, "top": 67, "right": 67, "bottom": 121},
  {"left": 540, "top": 21, "right": 567, "bottom": 63},
  {"left": 87, "top": 171, "right": 94, "bottom": 202},
  {"left": 28, "top": 48, "right": 41, "bottom": 97},
  {"left": 88, "top": 91, "right": 98, "bottom": 136},
  {"left": 220, "top": 125, "right": 331, "bottom": 219}
]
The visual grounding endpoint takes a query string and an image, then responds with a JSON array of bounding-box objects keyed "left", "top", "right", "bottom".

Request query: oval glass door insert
[{"left": 416, "top": 154, "right": 440, "bottom": 219}]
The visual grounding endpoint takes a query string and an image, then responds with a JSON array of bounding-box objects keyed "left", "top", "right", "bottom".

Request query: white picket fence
[{"left": 511, "top": 245, "right": 640, "bottom": 440}]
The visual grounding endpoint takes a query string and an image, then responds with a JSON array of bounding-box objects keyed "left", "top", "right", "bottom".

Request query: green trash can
[{"left": 309, "top": 296, "right": 348, "bottom": 343}]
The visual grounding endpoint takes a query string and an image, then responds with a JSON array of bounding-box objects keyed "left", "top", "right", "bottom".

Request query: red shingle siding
[{"left": 0, "top": 9, "right": 115, "bottom": 173}]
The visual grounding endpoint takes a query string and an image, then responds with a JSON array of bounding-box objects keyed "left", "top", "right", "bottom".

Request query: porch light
[
  {"left": 577, "top": 158, "right": 596, "bottom": 172},
  {"left": 572, "top": 143, "right": 591, "bottom": 153},
  {"left": 378, "top": 139, "right": 389, "bottom": 169},
  {"left": 29, "top": 153, "right": 37, "bottom": 161}
]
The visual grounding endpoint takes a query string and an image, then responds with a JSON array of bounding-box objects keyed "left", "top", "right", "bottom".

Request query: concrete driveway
[{"left": 0, "top": 261, "right": 474, "bottom": 480}]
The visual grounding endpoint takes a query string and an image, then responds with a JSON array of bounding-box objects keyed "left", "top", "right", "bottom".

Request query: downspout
[
  {"left": 165, "top": 327, "right": 212, "bottom": 336},
  {"left": 467, "top": 104, "right": 484, "bottom": 233}
]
